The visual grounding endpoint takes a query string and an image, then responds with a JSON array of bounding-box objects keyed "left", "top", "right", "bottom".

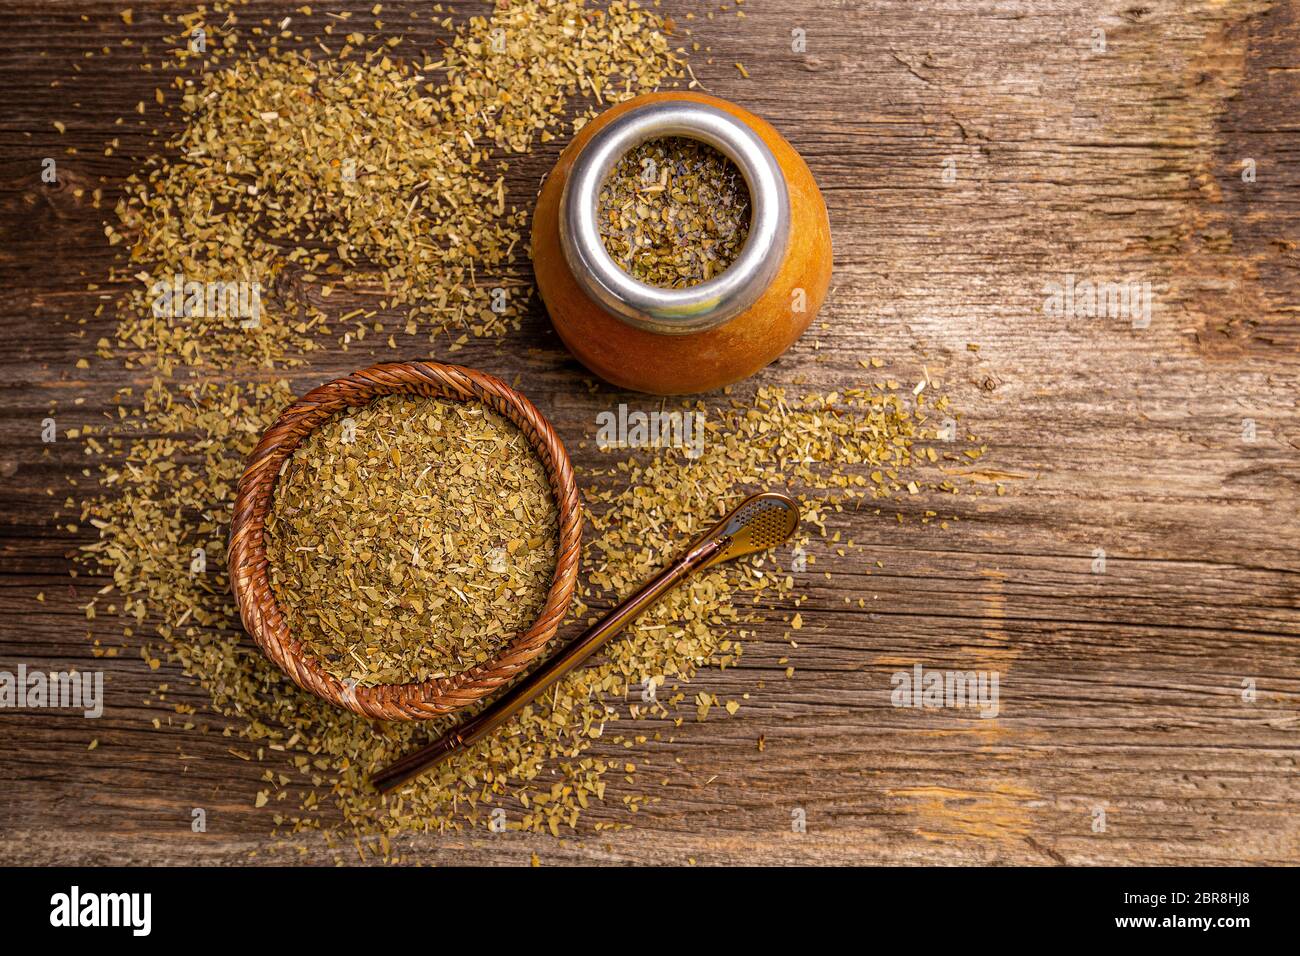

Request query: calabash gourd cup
[
  {"left": 228, "top": 361, "right": 583, "bottom": 721},
  {"left": 532, "top": 91, "right": 833, "bottom": 395}
]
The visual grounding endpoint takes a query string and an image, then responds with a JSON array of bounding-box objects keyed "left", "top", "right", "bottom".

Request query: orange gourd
[{"left": 531, "top": 91, "right": 832, "bottom": 395}]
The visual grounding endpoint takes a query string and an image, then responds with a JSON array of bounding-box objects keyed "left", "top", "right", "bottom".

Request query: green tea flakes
[
  {"left": 109, "top": 1, "right": 684, "bottom": 377},
  {"left": 75, "top": 0, "right": 687, "bottom": 848},
  {"left": 264, "top": 396, "right": 558, "bottom": 686},
  {"left": 68, "top": 0, "right": 989, "bottom": 853},
  {"left": 598, "top": 136, "right": 751, "bottom": 288}
]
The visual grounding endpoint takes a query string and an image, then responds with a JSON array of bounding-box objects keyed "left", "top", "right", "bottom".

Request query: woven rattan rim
[{"left": 228, "top": 361, "right": 583, "bottom": 721}]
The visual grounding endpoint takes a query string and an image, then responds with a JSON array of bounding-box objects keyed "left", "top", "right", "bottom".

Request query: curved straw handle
[{"left": 372, "top": 535, "right": 723, "bottom": 793}]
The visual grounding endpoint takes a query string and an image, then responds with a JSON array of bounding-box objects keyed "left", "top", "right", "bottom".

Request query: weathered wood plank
[{"left": 0, "top": 0, "right": 1297, "bottom": 865}]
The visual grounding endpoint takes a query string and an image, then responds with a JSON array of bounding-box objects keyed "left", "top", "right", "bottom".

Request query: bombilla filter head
[{"left": 695, "top": 491, "right": 800, "bottom": 569}]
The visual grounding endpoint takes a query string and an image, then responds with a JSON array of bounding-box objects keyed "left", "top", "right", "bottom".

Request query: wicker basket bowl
[{"left": 228, "top": 361, "right": 583, "bottom": 720}]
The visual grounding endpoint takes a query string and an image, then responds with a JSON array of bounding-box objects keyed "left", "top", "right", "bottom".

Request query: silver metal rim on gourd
[{"left": 559, "top": 100, "right": 790, "bottom": 336}]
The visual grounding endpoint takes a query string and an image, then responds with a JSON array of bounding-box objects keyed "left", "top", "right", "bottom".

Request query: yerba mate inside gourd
[
  {"left": 264, "top": 395, "right": 559, "bottom": 687},
  {"left": 598, "top": 136, "right": 752, "bottom": 289}
]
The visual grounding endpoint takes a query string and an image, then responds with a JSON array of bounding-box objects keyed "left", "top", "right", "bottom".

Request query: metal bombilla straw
[{"left": 371, "top": 491, "right": 801, "bottom": 793}]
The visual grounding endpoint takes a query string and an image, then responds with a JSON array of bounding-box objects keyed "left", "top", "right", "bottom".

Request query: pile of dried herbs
[
  {"left": 599, "top": 136, "right": 751, "bottom": 287},
  {"left": 61, "top": 1, "right": 988, "bottom": 858},
  {"left": 100, "top": 0, "right": 684, "bottom": 376},
  {"left": 265, "top": 396, "right": 558, "bottom": 686}
]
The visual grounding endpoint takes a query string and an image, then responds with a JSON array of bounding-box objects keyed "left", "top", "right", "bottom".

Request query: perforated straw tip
[{"left": 700, "top": 491, "right": 800, "bottom": 567}]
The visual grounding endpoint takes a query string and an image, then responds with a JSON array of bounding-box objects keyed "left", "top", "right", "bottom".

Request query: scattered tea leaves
[
  {"left": 66, "top": 0, "right": 985, "bottom": 857},
  {"left": 599, "top": 136, "right": 751, "bottom": 288}
]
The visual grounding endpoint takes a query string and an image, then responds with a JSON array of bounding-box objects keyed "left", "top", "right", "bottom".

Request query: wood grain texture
[{"left": 0, "top": 0, "right": 1297, "bottom": 866}]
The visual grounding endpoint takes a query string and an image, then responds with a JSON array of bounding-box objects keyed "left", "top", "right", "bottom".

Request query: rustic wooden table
[{"left": 1, "top": 0, "right": 1296, "bottom": 866}]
